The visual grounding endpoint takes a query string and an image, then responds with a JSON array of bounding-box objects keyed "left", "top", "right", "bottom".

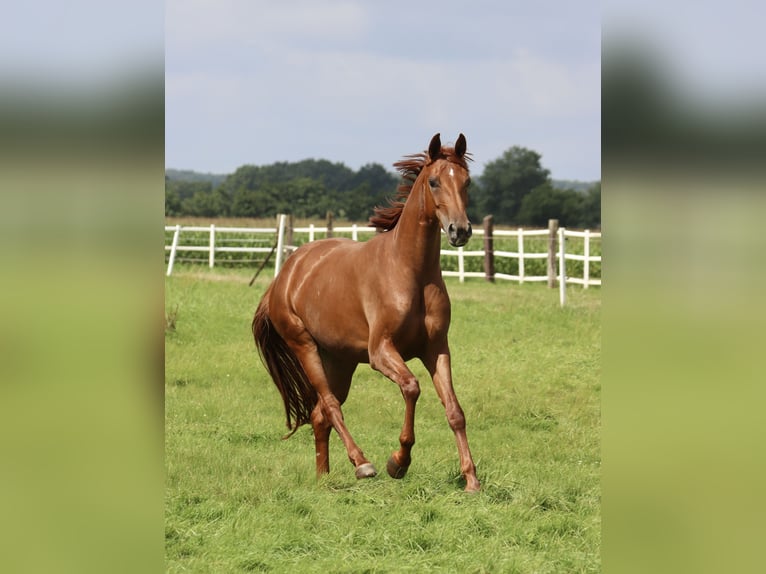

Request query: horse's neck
[{"left": 391, "top": 180, "right": 442, "bottom": 273}]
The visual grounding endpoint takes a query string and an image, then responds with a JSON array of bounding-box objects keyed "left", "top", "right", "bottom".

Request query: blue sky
[{"left": 165, "top": 1, "right": 601, "bottom": 180}]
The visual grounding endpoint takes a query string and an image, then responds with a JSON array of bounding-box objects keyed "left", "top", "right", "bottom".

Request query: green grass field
[{"left": 165, "top": 268, "right": 600, "bottom": 573}]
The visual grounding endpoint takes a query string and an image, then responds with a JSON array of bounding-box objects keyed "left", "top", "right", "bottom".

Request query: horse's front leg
[
  {"left": 369, "top": 338, "right": 421, "bottom": 479},
  {"left": 424, "top": 347, "right": 480, "bottom": 492}
]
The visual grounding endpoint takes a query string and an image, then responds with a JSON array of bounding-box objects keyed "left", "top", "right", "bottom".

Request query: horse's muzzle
[{"left": 447, "top": 222, "right": 472, "bottom": 247}]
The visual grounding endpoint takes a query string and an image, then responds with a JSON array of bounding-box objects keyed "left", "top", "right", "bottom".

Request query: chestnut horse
[{"left": 252, "top": 133, "right": 480, "bottom": 492}]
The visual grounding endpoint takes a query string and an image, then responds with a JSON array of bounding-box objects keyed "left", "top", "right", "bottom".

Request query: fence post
[
  {"left": 274, "top": 214, "right": 287, "bottom": 276},
  {"left": 547, "top": 219, "right": 559, "bottom": 288},
  {"left": 483, "top": 215, "right": 494, "bottom": 282},
  {"left": 559, "top": 227, "right": 567, "bottom": 307},
  {"left": 352, "top": 224, "right": 358, "bottom": 241},
  {"left": 326, "top": 211, "right": 334, "bottom": 238},
  {"left": 166, "top": 224, "right": 181, "bottom": 277},
  {"left": 458, "top": 247, "right": 465, "bottom": 283},
  {"left": 518, "top": 227, "right": 525, "bottom": 284},
  {"left": 583, "top": 229, "right": 590, "bottom": 289},
  {"left": 309, "top": 224, "right": 315, "bottom": 242},
  {"left": 286, "top": 213, "right": 294, "bottom": 248},
  {"left": 209, "top": 224, "right": 215, "bottom": 269}
]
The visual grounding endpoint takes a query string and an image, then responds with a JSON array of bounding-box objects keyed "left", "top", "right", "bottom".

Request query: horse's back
[{"left": 276, "top": 237, "right": 365, "bottom": 289}]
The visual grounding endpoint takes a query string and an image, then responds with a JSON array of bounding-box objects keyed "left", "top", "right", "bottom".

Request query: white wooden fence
[{"left": 165, "top": 215, "right": 601, "bottom": 306}]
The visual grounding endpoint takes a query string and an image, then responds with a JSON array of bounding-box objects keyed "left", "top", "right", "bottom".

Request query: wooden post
[
  {"left": 547, "top": 219, "right": 559, "bottom": 288},
  {"left": 286, "top": 213, "right": 294, "bottom": 248},
  {"left": 326, "top": 211, "right": 334, "bottom": 238},
  {"left": 483, "top": 215, "right": 495, "bottom": 282}
]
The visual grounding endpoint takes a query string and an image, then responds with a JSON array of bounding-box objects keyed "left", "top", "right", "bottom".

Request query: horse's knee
[
  {"left": 446, "top": 404, "right": 466, "bottom": 431},
  {"left": 400, "top": 376, "right": 421, "bottom": 402}
]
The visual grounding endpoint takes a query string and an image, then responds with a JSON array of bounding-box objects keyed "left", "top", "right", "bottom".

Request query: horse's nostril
[{"left": 448, "top": 223, "right": 456, "bottom": 236}]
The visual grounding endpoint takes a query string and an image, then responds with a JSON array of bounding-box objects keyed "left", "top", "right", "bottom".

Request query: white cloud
[
  {"left": 165, "top": 1, "right": 601, "bottom": 179},
  {"left": 167, "top": 0, "right": 369, "bottom": 52}
]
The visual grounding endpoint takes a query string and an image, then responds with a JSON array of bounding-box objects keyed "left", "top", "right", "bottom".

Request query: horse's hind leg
[
  {"left": 310, "top": 403, "right": 331, "bottom": 477},
  {"left": 311, "top": 355, "right": 362, "bottom": 478},
  {"left": 288, "top": 335, "right": 376, "bottom": 479}
]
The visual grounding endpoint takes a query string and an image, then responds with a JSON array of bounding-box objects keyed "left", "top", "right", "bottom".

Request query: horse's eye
[
  {"left": 465, "top": 177, "right": 471, "bottom": 188},
  {"left": 428, "top": 177, "right": 439, "bottom": 188}
]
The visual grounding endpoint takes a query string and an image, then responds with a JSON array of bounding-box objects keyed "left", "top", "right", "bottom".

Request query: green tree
[
  {"left": 517, "top": 184, "right": 581, "bottom": 227},
  {"left": 166, "top": 179, "right": 212, "bottom": 201},
  {"left": 285, "top": 178, "right": 333, "bottom": 218},
  {"left": 165, "top": 186, "right": 182, "bottom": 216},
  {"left": 231, "top": 187, "right": 265, "bottom": 218},
  {"left": 474, "top": 146, "right": 550, "bottom": 224},
  {"left": 165, "top": 159, "right": 396, "bottom": 220},
  {"left": 346, "top": 163, "right": 398, "bottom": 220},
  {"left": 579, "top": 182, "right": 601, "bottom": 228},
  {"left": 517, "top": 182, "right": 601, "bottom": 228},
  {"left": 182, "top": 187, "right": 230, "bottom": 217}
]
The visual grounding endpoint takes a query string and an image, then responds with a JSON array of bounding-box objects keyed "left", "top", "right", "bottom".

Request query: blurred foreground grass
[
  {"left": 603, "top": 170, "right": 766, "bottom": 574},
  {"left": 603, "top": 5, "right": 766, "bottom": 570},
  {"left": 0, "top": 22, "right": 164, "bottom": 568}
]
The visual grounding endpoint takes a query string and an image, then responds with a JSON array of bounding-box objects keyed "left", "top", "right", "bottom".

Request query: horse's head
[{"left": 425, "top": 133, "right": 472, "bottom": 247}]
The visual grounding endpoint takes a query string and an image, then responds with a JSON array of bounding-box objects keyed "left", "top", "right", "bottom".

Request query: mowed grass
[{"left": 165, "top": 267, "right": 600, "bottom": 573}]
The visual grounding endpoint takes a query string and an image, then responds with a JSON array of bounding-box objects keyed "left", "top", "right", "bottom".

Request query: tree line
[{"left": 166, "top": 146, "right": 600, "bottom": 228}]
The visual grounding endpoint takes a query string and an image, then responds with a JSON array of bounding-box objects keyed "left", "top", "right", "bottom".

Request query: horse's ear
[
  {"left": 455, "top": 133, "right": 467, "bottom": 158},
  {"left": 428, "top": 133, "right": 442, "bottom": 160}
]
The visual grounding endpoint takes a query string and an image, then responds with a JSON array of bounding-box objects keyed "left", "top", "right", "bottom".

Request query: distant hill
[
  {"left": 166, "top": 169, "right": 228, "bottom": 188},
  {"left": 551, "top": 179, "right": 599, "bottom": 192}
]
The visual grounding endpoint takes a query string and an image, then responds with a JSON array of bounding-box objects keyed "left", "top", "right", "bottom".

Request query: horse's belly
[{"left": 306, "top": 309, "right": 370, "bottom": 362}]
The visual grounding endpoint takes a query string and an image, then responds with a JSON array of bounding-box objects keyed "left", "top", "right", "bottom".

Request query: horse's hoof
[
  {"left": 464, "top": 478, "right": 481, "bottom": 493},
  {"left": 386, "top": 456, "right": 409, "bottom": 479},
  {"left": 355, "top": 463, "right": 377, "bottom": 479}
]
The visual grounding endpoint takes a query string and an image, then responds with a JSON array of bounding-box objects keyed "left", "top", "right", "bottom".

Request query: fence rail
[{"left": 165, "top": 215, "right": 600, "bottom": 305}]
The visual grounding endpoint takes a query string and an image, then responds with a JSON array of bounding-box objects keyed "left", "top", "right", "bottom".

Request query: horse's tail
[{"left": 252, "top": 289, "right": 317, "bottom": 439}]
